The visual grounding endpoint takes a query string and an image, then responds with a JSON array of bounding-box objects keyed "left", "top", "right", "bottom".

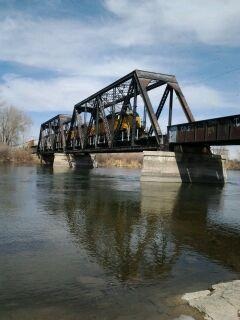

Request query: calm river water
[{"left": 0, "top": 166, "right": 240, "bottom": 320}]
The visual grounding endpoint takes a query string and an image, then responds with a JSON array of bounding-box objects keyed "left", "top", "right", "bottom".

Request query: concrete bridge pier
[
  {"left": 39, "top": 153, "right": 55, "bottom": 166},
  {"left": 141, "top": 150, "right": 227, "bottom": 184},
  {"left": 70, "top": 153, "right": 97, "bottom": 169},
  {"left": 39, "top": 153, "right": 70, "bottom": 167},
  {"left": 53, "top": 153, "right": 72, "bottom": 168}
]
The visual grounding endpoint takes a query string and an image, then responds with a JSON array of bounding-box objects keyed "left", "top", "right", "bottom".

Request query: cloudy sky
[{"left": 0, "top": 0, "right": 240, "bottom": 155}]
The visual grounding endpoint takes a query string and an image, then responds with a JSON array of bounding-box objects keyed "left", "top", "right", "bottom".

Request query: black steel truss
[
  {"left": 38, "top": 69, "right": 195, "bottom": 154},
  {"left": 37, "top": 114, "right": 71, "bottom": 153}
]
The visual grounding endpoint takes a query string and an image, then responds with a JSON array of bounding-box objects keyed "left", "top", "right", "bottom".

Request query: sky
[{"left": 0, "top": 0, "right": 240, "bottom": 157}]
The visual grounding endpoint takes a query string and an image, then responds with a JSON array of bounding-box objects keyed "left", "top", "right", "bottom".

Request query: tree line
[{"left": 0, "top": 100, "right": 32, "bottom": 146}]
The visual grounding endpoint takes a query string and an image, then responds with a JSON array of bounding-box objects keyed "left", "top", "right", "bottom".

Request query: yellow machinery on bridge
[
  {"left": 95, "top": 111, "right": 142, "bottom": 136},
  {"left": 70, "top": 110, "right": 143, "bottom": 142}
]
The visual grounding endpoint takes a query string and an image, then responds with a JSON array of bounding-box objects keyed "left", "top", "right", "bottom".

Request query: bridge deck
[{"left": 41, "top": 145, "right": 163, "bottom": 154}]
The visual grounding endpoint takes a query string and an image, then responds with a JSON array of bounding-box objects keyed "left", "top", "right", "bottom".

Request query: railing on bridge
[{"left": 168, "top": 114, "right": 240, "bottom": 146}]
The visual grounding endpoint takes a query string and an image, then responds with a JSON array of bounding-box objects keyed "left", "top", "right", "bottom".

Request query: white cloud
[
  {"left": 0, "top": 14, "right": 167, "bottom": 76},
  {"left": 0, "top": 74, "right": 103, "bottom": 112},
  {"left": 0, "top": 0, "right": 239, "bottom": 76},
  {"left": 0, "top": 16, "right": 98, "bottom": 73},
  {"left": 182, "top": 84, "right": 240, "bottom": 120},
  {"left": 104, "top": 0, "right": 240, "bottom": 46}
]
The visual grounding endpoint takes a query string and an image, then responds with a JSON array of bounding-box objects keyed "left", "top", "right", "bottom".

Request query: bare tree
[
  {"left": 0, "top": 100, "right": 32, "bottom": 146},
  {"left": 237, "top": 150, "right": 240, "bottom": 160}
]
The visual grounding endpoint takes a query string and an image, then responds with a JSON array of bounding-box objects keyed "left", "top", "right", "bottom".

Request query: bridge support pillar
[
  {"left": 53, "top": 153, "right": 71, "bottom": 168},
  {"left": 39, "top": 154, "right": 54, "bottom": 166},
  {"left": 69, "top": 153, "right": 97, "bottom": 169},
  {"left": 141, "top": 151, "right": 226, "bottom": 184}
]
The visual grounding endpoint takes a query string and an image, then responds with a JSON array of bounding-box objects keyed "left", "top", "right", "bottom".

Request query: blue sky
[{"left": 0, "top": 0, "right": 240, "bottom": 156}]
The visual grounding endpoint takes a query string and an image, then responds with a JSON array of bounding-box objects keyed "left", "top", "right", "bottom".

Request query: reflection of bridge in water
[
  {"left": 39, "top": 168, "right": 240, "bottom": 281},
  {"left": 141, "top": 181, "right": 240, "bottom": 275}
]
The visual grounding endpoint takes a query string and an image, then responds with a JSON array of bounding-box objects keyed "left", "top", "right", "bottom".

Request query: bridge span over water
[{"left": 37, "top": 70, "right": 240, "bottom": 183}]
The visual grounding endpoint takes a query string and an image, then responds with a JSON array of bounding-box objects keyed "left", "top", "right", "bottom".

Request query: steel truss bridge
[{"left": 37, "top": 70, "right": 240, "bottom": 155}]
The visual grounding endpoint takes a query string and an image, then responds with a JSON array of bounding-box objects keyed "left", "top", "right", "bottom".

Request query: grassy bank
[
  {"left": 96, "top": 153, "right": 143, "bottom": 168},
  {"left": 0, "top": 145, "right": 38, "bottom": 164},
  {"left": 226, "top": 159, "right": 240, "bottom": 170}
]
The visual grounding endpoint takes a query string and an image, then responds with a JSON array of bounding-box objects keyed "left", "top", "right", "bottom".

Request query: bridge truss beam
[
  {"left": 48, "top": 69, "right": 193, "bottom": 154},
  {"left": 37, "top": 114, "right": 71, "bottom": 153}
]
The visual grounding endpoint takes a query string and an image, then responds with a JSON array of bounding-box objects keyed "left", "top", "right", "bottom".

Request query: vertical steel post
[
  {"left": 168, "top": 88, "right": 173, "bottom": 127},
  {"left": 131, "top": 81, "right": 137, "bottom": 145},
  {"left": 112, "top": 87, "right": 116, "bottom": 137},
  {"left": 95, "top": 99, "right": 99, "bottom": 148},
  {"left": 143, "top": 105, "right": 146, "bottom": 129},
  {"left": 48, "top": 122, "right": 54, "bottom": 150}
]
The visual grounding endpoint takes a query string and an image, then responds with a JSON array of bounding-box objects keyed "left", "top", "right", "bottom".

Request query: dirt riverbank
[{"left": 0, "top": 145, "right": 39, "bottom": 164}]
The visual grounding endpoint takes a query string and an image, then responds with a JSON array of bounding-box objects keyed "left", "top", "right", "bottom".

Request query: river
[{"left": 0, "top": 166, "right": 240, "bottom": 319}]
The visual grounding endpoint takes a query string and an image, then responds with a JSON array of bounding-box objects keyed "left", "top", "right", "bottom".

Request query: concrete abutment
[
  {"left": 39, "top": 153, "right": 54, "bottom": 166},
  {"left": 141, "top": 150, "right": 227, "bottom": 184},
  {"left": 70, "top": 154, "right": 97, "bottom": 169}
]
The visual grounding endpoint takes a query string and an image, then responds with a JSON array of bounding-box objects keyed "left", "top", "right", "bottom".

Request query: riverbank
[
  {"left": 95, "top": 153, "right": 143, "bottom": 168},
  {"left": 0, "top": 145, "right": 39, "bottom": 164},
  {"left": 226, "top": 159, "right": 240, "bottom": 170}
]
